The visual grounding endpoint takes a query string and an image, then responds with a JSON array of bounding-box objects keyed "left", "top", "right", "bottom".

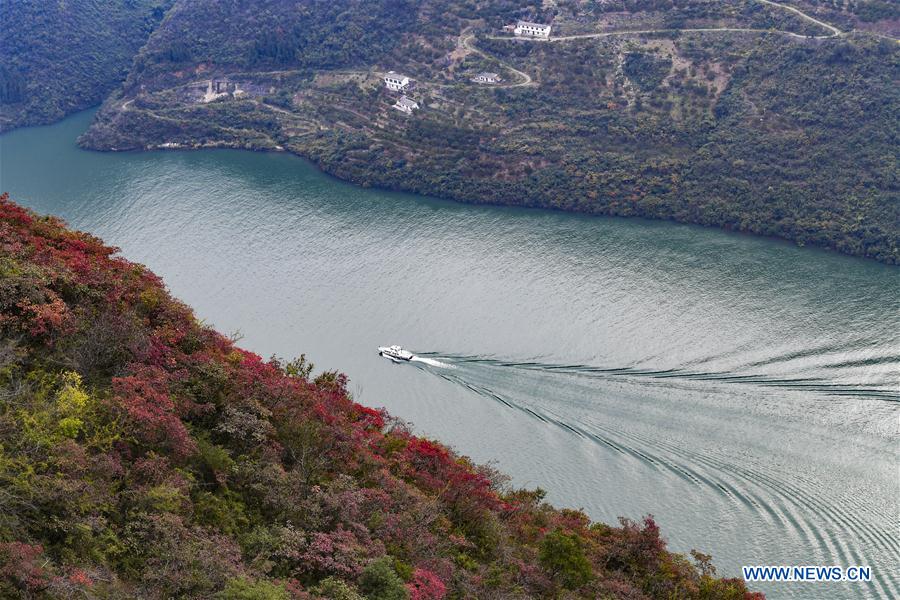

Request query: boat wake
[
  {"left": 415, "top": 352, "right": 900, "bottom": 403},
  {"left": 410, "top": 356, "right": 453, "bottom": 368},
  {"left": 409, "top": 350, "right": 900, "bottom": 599}
]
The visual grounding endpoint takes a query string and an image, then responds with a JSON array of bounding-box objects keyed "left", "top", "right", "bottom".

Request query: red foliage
[
  {"left": 555, "top": 509, "right": 591, "bottom": 532},
  {"left": 354, "top": 404, "right": 387, "bottom": 430},
  {"left": 131, "top": 454, "right": 177, "bottom": 485},
  {"left": 274, "top": 527, "right": 367, "bottom": 579},
  {"left": 17, "top": 294, "right": 70, "bottom": 336},
  {"left": 398, "top": 436, "right": 500, "bottom": 524},
  {"left": 0, "top": 542, "right": 50, "bottom": 593},
  {"left": 608, "top": 515, "right": 667, "bottom": 576},
  {"left": 731, "top": 582, "right": 766, "bottom": 600},
  {"left": 407, "top": 568, "right": 447, "bottom": 600},
  {"left": 112, "top": 367, "right": 196, "bottom": 459},
  {"left": 0, "top": 196, "right": 35, "bottom": 225},
  {"left": 67, "top": 568, "right": 93, "bottom": 587}
]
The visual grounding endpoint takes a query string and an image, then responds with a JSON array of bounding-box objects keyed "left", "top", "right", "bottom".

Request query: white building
[
  {"left": 393, "top": 95, "right": 419, "bottom": 114},
  {"left": 472, "top": 72, "right": 502, "bottom": 84},
  {"left": 201, "top": 79, "right": 246, "bottom": 103},
  {"left": 384, "top": 71, "right": 411, "bottom": 91},
  {"left": 202, "top": 80, "right": 229, "bottom": 103},
  {"left": 514, "top": 21, "right": 552, "bottom": 39}
]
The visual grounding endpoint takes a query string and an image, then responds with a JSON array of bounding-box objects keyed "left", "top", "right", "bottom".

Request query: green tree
[
  {"left": 538, "top": 530, "right": 593, "bottom": 590},
  {"left": 217, "top": 577, "right": 290, "bottom": 600},
  {"left": 311, "top": 577, "right": 365, "bottom": 600},
  {"left": 358, "top": 557, "right": 409, "bottom": 600}
]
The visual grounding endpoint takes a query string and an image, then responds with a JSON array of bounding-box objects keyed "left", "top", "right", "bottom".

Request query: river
[{"left": 1, "top": 110, "right": 897, "bottom": 599}]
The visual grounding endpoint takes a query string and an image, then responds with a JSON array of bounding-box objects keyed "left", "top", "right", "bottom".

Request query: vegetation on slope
[
  {"left": 130, "top": 0, "right": 420, "bottom": 79},
  {"left": 80, "top": 0, "right": 899, "bottom": 263},
  {"left": 770, "top": 0, "right": 900, "bottom": 37},
  {"left": 0, "top": 194, "right": 762, "bottom": 598},
  {"left": 0, "top": 0, "right": 172, "bottom": 132}
]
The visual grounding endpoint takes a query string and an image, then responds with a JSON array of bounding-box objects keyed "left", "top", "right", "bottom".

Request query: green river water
[{"left": 1, "top": 110, "right": 897, "bottom": 599}]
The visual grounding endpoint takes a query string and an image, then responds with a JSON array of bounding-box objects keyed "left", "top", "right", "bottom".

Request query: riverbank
[
  {"left": 2, "top": 193, "right": 774, "bottom": 598},
  {"left": 3, "top": 111, "right": 898, "bottom": 598},
  {"left": 79, "top": 26, "right": 900, "bottom": 265}
]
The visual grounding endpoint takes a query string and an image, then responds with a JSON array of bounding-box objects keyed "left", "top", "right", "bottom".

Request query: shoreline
[
  {"left": 2, "top": 106, "right": 896, "bottom": 267},
  {"left": 83, "top": 134, "right": 900, "bottom": 268}
]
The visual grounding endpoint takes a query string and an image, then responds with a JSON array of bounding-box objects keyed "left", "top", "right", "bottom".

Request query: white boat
[{"left": 378, "top": 345, "right": 415, "bottom": 362}]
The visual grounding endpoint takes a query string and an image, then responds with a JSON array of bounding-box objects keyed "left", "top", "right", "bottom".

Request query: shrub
[
  {"left": 311, "top": 577, "right": 365, "bottom": 600},
  {"left": 406, "top": 568, "right": 447, "bottom": 600},
  {"left": 538, "top": 530, "right": 593, "bottom": 590},
  {"left": 0, "top": 542, "right": 50, "bottom": 595},
  {"left": 359, "top": 557, "right": 409, "bottom": 600},
  {"left": 218, "top": 577, "right": 291, "bottom": 600}
]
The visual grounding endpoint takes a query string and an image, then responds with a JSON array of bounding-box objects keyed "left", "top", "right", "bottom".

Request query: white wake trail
[{"left": 412, "top": 356, "right": 453, "bottom": 368}]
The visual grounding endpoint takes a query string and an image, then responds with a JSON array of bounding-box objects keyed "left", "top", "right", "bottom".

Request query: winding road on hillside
[
  {"left": 459, "top": 30, "right": 534, "bottom": 87},
  {"left": 485, "top": 0, "right": 843, "bottom": 44},
  {"left": 491, "top": 26, "right": 830, "bottom": 42},
  {"left": 454, "top": 0, "right": 855, "bottom": 90},
  {"left": 115, "top": 0, "right": 889, "bottom": 127},
  {"left": 756, "top": 0, "right": 842, "bottom": 36},
  {"left": 467, "top": 0, "right": 852, "bottom": 90}
]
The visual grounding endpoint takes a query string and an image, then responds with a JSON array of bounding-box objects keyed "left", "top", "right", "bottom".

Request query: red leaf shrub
[
  {"left": 406, "top": 568, "right": 447, "bottom": 600},
  {"left": 0, "top": 542, "right": 50, "bottom": 593},
  {"left": 112, "top": 367, "right": 196, "bottom": 459}
]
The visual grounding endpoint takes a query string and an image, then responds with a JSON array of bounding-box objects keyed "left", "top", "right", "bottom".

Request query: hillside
[
  {"left": 0, "top": 193, "right": 763, "bottom": 598},
  {"left": 78, "top": 0, "right": 900, "bottom": 264},
  {"left": 0, "top": 0, "right": 172, "bottom": 132}
]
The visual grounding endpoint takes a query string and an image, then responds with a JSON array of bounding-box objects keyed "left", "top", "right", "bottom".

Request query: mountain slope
[
  {"left": 80, "top": 0, "right": 899, "bottom": 263},
  {"left": 0, "top": 193, "right": 762, "bottom": 598},
  {"left": 0, "top": 0, "right": 172, "bottom": 132}
]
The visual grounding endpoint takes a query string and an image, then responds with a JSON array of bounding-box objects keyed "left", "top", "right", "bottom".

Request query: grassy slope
[
  {"left": 0, "top": 194, "right": 763, "bottom": 598},
  {"left": 0, "top": 0, "right": 172, "bottom": 132}
]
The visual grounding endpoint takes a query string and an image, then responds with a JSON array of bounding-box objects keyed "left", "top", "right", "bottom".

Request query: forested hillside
[
  {"left": 0, "top": 194, "right": 763, "bottom": 598},
  {"left": 0, "top": 0, "right": 172, "bottom": 132},
  {"left": 79, "top": 0, "right": 899, "bottom": 263}
]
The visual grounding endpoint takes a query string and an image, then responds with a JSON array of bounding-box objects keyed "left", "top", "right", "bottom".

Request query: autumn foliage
[{"left": 0, "top": 194, "right": 762, "bottom": 598}]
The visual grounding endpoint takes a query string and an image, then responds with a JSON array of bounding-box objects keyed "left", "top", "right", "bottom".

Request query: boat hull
[{"left": 378, "top": 346, "right": 415, "bottom": 361}]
